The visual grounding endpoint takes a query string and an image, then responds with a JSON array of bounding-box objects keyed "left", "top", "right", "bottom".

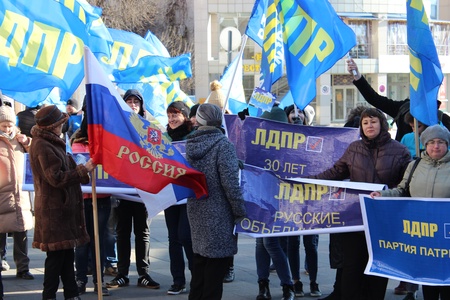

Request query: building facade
[{"left": 193, "top": 0, "right": 450, "bottom": 125}]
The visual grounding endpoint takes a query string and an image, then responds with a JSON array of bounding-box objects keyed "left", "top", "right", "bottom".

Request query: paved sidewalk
[{"left": 2, "top": 212, "right": 422, "bottom": 299}]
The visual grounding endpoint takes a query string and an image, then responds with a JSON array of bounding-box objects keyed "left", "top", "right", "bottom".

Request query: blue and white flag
[
  {"left": 220, "top": 52, "right": 248, "bottom": 114},
  {"left": 0, "top": 0, "right": 112, "bottom": 106},
  {"left": 407, "top": 0, "right": 443, "bottom": 126}
]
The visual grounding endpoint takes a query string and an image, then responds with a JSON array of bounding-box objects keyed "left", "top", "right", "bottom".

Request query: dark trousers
[
  {"left": 188, "top": 254, "right": 229, "bottom": 300},
  {"left": 0, "top": 270, "right": 3, "bottom": 298},
  {"left": 116, "top": 200, "right": 150, "bottom": 276},
  {"left": 0, "top": 231, "right": 30, "bottom": 272},
  {"left": 75, "top": 197, "right": 111, "bottom": 284},
  {"left": 164, "top": 204, "right": 194, "bottom": 286},
  {"left": 42, "top": 249, "right": 78, "bottom": 300},
  {"left": 341, "top": 232, "right": 388, "bottom": 300},
  {"left": 422, "top": 285, "right": 450, "bottom": 300}
]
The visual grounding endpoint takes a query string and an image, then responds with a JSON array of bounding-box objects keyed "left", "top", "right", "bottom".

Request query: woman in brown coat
[{"left": 29, "top": 105, "right": 96, "bottom": 300}]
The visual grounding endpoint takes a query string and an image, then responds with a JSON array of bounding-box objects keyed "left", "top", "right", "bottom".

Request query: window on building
[
  {"left": 387, "top": 21, "right": 408, "bottom": 55},
  {"left": 430, "top": 0, "right": 437, "bottom": 20},
  {"left": 348, "top": 20, "right": 371, "bottom": 58},
  {"left": 431, "top": 23, "right": 450, "bottom": 56}
]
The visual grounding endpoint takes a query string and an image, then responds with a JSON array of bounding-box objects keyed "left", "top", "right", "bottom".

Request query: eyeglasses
[{"left": 426, "top": 139, "right": 447, "bottom": 146}]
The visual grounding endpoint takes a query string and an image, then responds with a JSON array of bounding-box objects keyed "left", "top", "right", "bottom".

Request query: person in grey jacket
[
  {"left": 371, "top": 124, "right": 450, "bottom": 300},
  {"left": 185, "top": 103, "right": 246, "bottom": 300}
]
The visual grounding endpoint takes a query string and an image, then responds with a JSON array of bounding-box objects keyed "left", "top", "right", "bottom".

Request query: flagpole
[
  {"left": 414, "top": 118, "right": 420, "bottom": 158},
  {"left": 84, "top": 47, "right": 103, "bottom": 300},
  {"left": 222, "top": 34, "right": 248, "bottom": 114},
  {"left": 91, "top": 170, "right": 103, "bottom": 300}
]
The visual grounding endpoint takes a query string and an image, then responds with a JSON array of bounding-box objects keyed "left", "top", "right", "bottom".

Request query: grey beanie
[
  {"left": 196, "top": 103, "right": 222, "bottom": 127},
  {"left": 420, "top": 124, "right": 450, "bottom": 146}
]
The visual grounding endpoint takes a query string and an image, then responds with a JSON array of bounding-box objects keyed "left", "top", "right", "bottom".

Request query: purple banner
[
  {"left": 225, "top": 115, "right": 360, "bottom": 178},
  {"left": 236, "top": 165, "right": 384, "bottom": 237}
]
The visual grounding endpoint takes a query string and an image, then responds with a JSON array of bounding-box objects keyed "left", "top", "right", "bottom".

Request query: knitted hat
[
  {"left": 66, "top": 98, "right": 81, "bottom": 111},
  {"left": 35, "top": 105, "right": 68, "bottom": 129},
  {"left": 260, "top": 106, "right": 288, "bottom": 123},
  {"left": 420, "top": 124, "right": 450, "bottom": 146},
  {"left": 196, "top": 103, "right": 222, "bottom": 127},
  {"left": 303, "top": 105, "right": 315, "bottom": 125},
  {"left": 0, "top": 105, "right": 16, "bottom": 124},
  {"left": 167, "top": 101, "right": 190, "bottom": 119}
]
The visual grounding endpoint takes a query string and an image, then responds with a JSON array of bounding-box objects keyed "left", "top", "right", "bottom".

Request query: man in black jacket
[{"left": 347, "top": 58, "right": 450, "bottom": 141}]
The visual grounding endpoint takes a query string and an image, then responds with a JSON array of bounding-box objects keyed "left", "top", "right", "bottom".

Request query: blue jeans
[
  {"left": 256, "top": 237, "right": 292, "bottom": 286},
  {"left": 75, "top": 197, "right": 111, "bottom": 284},
  {"left": 280, "top": 234, "right": 319, "bottom": 283},
  {"left": 164, "top": 204, "right": 194, "bottom": 286}
]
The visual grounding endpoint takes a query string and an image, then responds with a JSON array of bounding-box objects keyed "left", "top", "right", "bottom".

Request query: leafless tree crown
[{"left": 88, "top": 0, "right": 195, "bottom": 94}]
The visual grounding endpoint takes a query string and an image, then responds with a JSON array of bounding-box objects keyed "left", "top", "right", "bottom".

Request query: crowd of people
[{"left": 1, "top": 63, "right": 450, "bottom": 300}]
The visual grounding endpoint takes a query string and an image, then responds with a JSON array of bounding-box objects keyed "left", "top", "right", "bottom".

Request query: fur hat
[
  {"left": 35, "top": 105, "right": 68, "bottom": 129},
  {"left": 167, "top": 101, "right": 190, "bottom": 119},
  {"left": 420, "top": 124, "right": 450, "bottom": 146},
  {"left": 0, "top": 105, "right": 16, "bottom": 124},
  {"left": 196, "top": 103, "right": 222, "bottom": 127},
  {"left": 66, "top": 98, "right": 81, "bottom": 111}
]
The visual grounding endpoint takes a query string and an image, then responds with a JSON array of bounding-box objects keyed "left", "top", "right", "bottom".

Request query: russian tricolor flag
[{"left": 83, "top": 47, "right": 208, "bottom": 200}]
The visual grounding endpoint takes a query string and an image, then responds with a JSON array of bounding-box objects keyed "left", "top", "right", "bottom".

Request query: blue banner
[
  {"left": 249, "top": 87, "right": 276, "bottom": 112},
  {"left": 235, "top": 116, "right": 360, "bottom": 177},
  {"left": 236, "top": 165, "right": 384, "bottom": 236},
  {"left": 407, "top": 0, "right": 443, "bottom": 126},
  {"left": 361, "top": 195, "right": 450, "bottom": 285}
]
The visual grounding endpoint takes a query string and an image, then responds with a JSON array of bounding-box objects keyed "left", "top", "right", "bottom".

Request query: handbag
[{"left": 404, "top": 158, "right": 421, "bottom": 197}]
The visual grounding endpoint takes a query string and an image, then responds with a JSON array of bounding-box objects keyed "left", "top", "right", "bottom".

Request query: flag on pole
[
  {"left": 103, "top": 29, "right": 193, "bottom": 126},
  {"left": 276, "top": 0, "right": 356, "bottom": 110},
  {"left": 407, "top": 0, "right": 443, "bottom": 126},
  {"left": 220, "top": 52, "right": 247, "bottom": 114},
  {"left": 0, "top": 0, "right": 112, "bottom": 105},
  {"left": 247, "top": 0, "right": 356, "bottom": 110},
  {"left": 246, "top": 0, "right": 284, "bottom": 91},
  {"left": 84, "top": 47, "right": 208, "bottom": 199}
]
